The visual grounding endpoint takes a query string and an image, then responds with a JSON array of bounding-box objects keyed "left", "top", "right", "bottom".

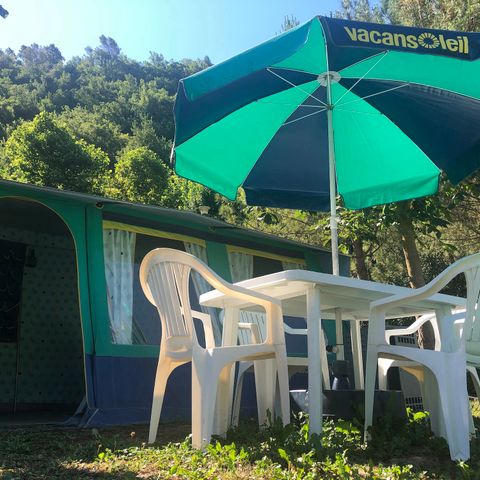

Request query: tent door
[
  {"left": 0, "top": 198, "right": 85, "bottom": 424},
  {"left": 0, "top": 239, "right": 26, "bottom": 414}
]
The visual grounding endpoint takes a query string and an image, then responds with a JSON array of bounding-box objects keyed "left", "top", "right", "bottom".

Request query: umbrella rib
[
  {"left": 335, "top": 107, "right": 383, "bottom": 116},
  {"left": 338, "top": 50, "right": 388, "bottom": 74},
  {"left": 336, "top": 83, "right": 410, "bottom": 108},
  {"left": 255, "top": 101, "right": 325, "bottom": 108},
  {"left": 266, "top": 68, "right": 327, "bottom": 107},
  {"left": 334, "top": 51, "right": 389, "bottom": 106},
  {"left": 282, "top": 108, "right": 327, "bottom": 127}
]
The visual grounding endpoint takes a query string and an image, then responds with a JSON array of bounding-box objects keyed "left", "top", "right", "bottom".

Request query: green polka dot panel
[{"left": 0, "top": 225, "right": 84, "bottom": 408}]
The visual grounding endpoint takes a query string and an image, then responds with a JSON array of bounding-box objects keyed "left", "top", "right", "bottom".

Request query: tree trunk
[
  {"left": 352, "top": 237, "right": 369, "bottom": 280},
  {"left": 397, "top": 203, "right": 425, "bottom": 288},
  {"left": 397, "top": 202, "right": 435, "bottom": 350}
]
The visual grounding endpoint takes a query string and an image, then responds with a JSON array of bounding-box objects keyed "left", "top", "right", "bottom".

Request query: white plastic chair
[
  {"left": 139, "top": 248, "right": 290, "bottom": 449},
  {"left": 377, "top": 312, "right": 440, "bottom": 391},
  {"left": 364, "top": 253, "right": 480, "bottom": 461},
  {"left": 378, "top": 311, "right": 480, "bottom": 436},
  {"left": 232, "top": 312, "right": 331, "bottom": 425}
]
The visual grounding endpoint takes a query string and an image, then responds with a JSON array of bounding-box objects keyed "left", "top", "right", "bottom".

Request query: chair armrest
[
  {"left": 371, "top": 257, "right": 470, "bottom": 315},
  {"left": 200, "top": 279, "right": 285, "bottom": 344},
  {"left": 385, "top": 313, "right": 436, "bottom": 341},
  {"left": 368, "top": 258, "right": 470, "bottom": 347},
  {"left": 142, "top": 250, "right": 285, "bottom": 343},
  {"left": 238, "top": 322, "right": 262, "bottom": 344},
  {"left": 191, "top": 310, "right": 216, "bottom": 349},
  {"left": 284, "top": 324, "right": 307, "bottom": 336}
]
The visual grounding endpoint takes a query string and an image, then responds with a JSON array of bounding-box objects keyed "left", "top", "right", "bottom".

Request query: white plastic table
[{"left": 200, "top": 269, "right": 465, "bottom": 436}]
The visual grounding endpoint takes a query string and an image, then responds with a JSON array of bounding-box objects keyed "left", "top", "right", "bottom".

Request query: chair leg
[
  {"left": 421, "top": 368, "right": 445, "bottom": 439},
  {"left": 214, "top": 363, "right": 234, "bottom": 436},
  {"left": 149, "top": 352, "right": 176, "bottom": 444},
  {"left": 275, "top": 346, "right": 291, "bottom": 426},
  {"left": 191, "top": 353, "right": 219, "bottom": 449},
  {"left": 363, "top": 348, "right": 378, "bottom": 442},
  {"left": 232, "top": 366, "right": 245, "bottom": 427},
  {"left": 232, "top": 362, "right": 252, "bottom": 427},
  {"left": 435, "top": 367, "right": 470, "bottom": 461},
  {"left": 254, "top": 358, "right": 275, "bottom": 426},
  {"left": 377, "top": 358, "right": 396, "bottom": 390},
  {"left": 319, "top": 328, "right": 331, "bottom": 390},
  {"left": 468, "top": 366, "right": 480, "bottom": 401},
  {"left": 467, "top": 366, "right": 480, "bottom": 435},
  {"left": 468, "top": 392, "right": 475, "bottom": 436}
]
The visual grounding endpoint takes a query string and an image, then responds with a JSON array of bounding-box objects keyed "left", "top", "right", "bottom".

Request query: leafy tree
[
  {"left": 331, "top": 0, "right": 480, "bottom": 348},
  {"left": 162, "top": 175, "right": 207, "bottom": 211},
  {"left": 335, "top": 0, "right": 385, "bottom": 21},
  {"left": 279, "top": 15, "right": 301, "bottom": 33},
  {"left": 2, "top": 111, "right": 109, "bottom": 194},
  {"left": 108, "top": 147, "right": 170, "bottom": 204},
  {"left": 382, "top": 0, "right": 480, "bottom": 31},
  {"left": 84, "top": 35, "right": 121, "bottom": 68},
  {"left": 58, "top": 106, "right": 127, "bottom": 164},
  {"left": 130, "top": 81, "right": 175, "bottom": 139},
  {"left": 17, "top": 43, "right": 63, "bottom": 71},
  {"left": 126, "top": 115, "right": 172, "bottom": 161}
]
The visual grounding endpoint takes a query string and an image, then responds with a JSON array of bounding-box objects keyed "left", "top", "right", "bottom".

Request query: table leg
[
  {"left": 434, "top": 305, "right": 454, "bottom": 351},
  {"left": 335, "top": 308, "right": 344, "bottom": 360},
  {"left": 306, "top": 286, "right": 322, "bottom": 437},
  {"left": 350, "top": 320, "right": 364, "bottom": 390}
]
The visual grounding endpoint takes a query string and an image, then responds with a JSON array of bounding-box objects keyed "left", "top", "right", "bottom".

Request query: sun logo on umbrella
[{"left": 418, "top": 32, "right": 440, "bottom": 48}]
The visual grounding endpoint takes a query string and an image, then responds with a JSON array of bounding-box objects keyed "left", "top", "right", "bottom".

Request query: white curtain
[
  {"left": 184, "top": 242, "right": 222, "bottom": 343},
  {"left": 228, "top": 250, "right": 263, "bottom": 343},
  {"left": 103, "top": 228, "right": 136, "bottom": 344},
  {"left": 282, "top": 260, "right": 306, "bottom": 271},
  {"left": 228, "top": 251, "right": 253, "bottom": 282}
]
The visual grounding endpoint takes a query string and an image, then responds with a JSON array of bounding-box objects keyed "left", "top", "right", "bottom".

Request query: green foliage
[
  {"left": 2, "top": 111, "right": 109, "bottom": 194},
  {"left": 335, "top": 0, "right": 385, "bottom": 22},
  {"left": 325, "top": 1, "right": 480, "bottom": 288},
  {"left": 279, "top": 15, "right": 300, "bottom": 33},
  {"left": 0, "top": 24, "right": 478, "bottom": 292},
  {"left": 367, "top": 408, "right": 443, "bottom": 458},
  {"left": 109, "top": 147, "right": 169, "bottom": 204},
  {"left": 58, "top": 106, "right": 127, "bottom": 164},
  {"left": 0, "top": 35, "right": 215, "bottom": 215},
  {"left": 2, "top": 412, "right": 475, "bottom": 479},
  {"left": 382, "top": 0, "right": 480, "bottom": 31},
  {"left": 126, "top": 115, "right": 171, "bottom": 161}
]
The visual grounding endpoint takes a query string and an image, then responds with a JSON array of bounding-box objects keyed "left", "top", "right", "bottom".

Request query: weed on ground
[{"left": 0, "top": 409, "right": 479, "bottom": 479}]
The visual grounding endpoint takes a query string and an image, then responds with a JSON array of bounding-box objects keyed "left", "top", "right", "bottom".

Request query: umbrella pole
[{"left": 327, "top": 105, "right": 339, "bottom": 276}]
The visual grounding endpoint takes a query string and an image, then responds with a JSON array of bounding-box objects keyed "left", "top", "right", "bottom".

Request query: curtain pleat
[
  {"left": 103, "top": 228, "right": 136, "bottom": 344},
  {"left": 184, "top": 242, "right": 222, "bottom": 344}
]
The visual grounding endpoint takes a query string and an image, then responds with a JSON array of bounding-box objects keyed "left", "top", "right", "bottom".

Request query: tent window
[
  {"left": 103, "top": 229, "right": 136, "bottom": 344},
  {"left": 131, "top": 234, "right": 186, "bottom": 345},
  {"left": 227, "top": 245, "right": 305, "bottom": 280},
  {"left": 228, "top": 251, "right": 305, "bottom": 282},
  {"left": 104, "top": 228, "right": 209, "bottom": 346},
  {"left": 227, "top": 249, "right": 307, "bottom": 350}
]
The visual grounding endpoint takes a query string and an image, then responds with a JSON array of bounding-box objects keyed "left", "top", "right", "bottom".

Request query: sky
[{"left": 0, "top": 0, "right": 341, "bottom": 63}]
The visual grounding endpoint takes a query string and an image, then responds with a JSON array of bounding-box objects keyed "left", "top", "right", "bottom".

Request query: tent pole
[{"left": 327, "top": 106, "right": 339, "bottom": 276}]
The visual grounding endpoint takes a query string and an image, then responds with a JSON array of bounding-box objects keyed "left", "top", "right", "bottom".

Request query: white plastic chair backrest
[
  {"left": 463, "top": 261, "right": 480, "bottom": 344},
  {"left": 371, "top": 253, "right": 480, "bottom": 352},
  {"left": 238, "top": 311, "right": 267, "bottom": 344},
  {"left": 141, "top": 253, "right": 194, "bottom": 352},
  {"left": 140, "top": 248, "right": 221, "bottom": 350},
  {"left": 423, "top": 253, "right": 480, "bottom": 344}
]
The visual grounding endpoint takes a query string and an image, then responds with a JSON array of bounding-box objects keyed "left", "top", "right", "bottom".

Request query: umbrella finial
[{"left": 317, "top": 71, "right": 341, "bottom": 87}]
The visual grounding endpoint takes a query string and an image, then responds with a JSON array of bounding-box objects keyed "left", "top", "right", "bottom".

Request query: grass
[{"left": 1, "top": 408, "right": 480, "bottom": 479}]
